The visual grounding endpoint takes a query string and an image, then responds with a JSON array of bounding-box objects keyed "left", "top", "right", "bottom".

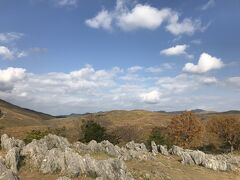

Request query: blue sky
[{"left": 0, "top": 0, "right": 239, "bottom": 115}]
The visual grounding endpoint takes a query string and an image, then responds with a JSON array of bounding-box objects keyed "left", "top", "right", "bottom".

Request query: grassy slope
[{"left": 0, "top": 99, "right": 53, "bottom": 127}]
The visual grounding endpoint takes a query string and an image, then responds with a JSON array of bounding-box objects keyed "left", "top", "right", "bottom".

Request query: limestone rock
[
  {"left": 169, "top": 145, "right": 184, "bottom": 156},
  {"left": 5, "top": 147, "right": 20, "bottom": 173},
  {"left": 188, "top": 150, "right": 206, "bottom": 165},
  {"left": 181, "top": 152, "right": 195, "bottom": 165},
  {"left": 21, "top": 134, "right": 70, "bottom": 168},
  {"left": 1, "top": 134, "right": 25, "bottom": 151},
  {"left": 125, "top": 141, "right": 147, "bottom": 152},
  {"left": 159, "top": 145, "right": 169, "bottom": 156},
  {"left": 151, "top": 141, "right": 158, "bottom": 155},
  {"left": 0, "top": 161, "right": 18, "bottom": 180},
  {"left": 22, "top": 136, "right": 133, "bottom": 180}
]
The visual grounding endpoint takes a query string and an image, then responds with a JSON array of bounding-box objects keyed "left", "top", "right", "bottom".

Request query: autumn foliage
[
  {"left": 208, "top": 117, "right": 240, "bottom": 152},
  {"left": 167, "top": 112, "right": 204, "bottom": 148}
]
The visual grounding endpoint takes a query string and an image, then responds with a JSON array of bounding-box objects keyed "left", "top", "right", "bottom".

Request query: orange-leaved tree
[
  {"left": 208, "top": 116, "right": 240, "bottom": 152},
  {"left": 167, "top": 111, "right": 205, "bottom": 148}
]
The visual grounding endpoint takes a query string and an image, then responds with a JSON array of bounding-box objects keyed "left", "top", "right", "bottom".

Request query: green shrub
[
  {"left": 24, "top": 130, "right": 48, "bottom": 144},
  {"left": 80, "top": 120, "right": 118, "bottom": 144},
  {"left": 81, "top": 120, "right": 106, "bottom": 143},
  {"left": 148, "top": 127, "right": 170, "bottom": 147}
]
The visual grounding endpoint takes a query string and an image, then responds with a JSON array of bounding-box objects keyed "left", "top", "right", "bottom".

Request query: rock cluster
[
  {"left": 0, "top": 133, "right": 240, "bottom": 180},
  {"left": 1, "top": 134, "right": 133, "bottom": 180},
  {"left": 73, "top": 140, "right": 154, "bottom": 161},
  {"left": 167, "top": 145, "right": 240, "bottom": 171}
]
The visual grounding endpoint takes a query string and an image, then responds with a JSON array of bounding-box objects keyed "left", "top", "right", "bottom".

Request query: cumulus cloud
[
  {"left": 86, "top": 0, "right": 206, "bottom": 35},
  {"left": 117, "top": 5, "right": 171, "bottom": 31},
  {"left": 140, "top": 90, "right": 161, "bottom": 104},
  {"left": 0, "top": 67, "right": 26, "bottom": 91},
  {"left": 0, "top": 65, "right": 237, "bottom": 114},
  {"left": 183, "top": 53, "right": 224, "bottom": 73},
  {"left": 201, "top": 0, "right": 216, "bottom": 11}
]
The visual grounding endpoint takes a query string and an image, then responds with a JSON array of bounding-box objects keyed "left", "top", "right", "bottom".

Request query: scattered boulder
[
  {"left": 169, "top": 145, "right": 184, "bottom": 156},
  {"left": 151, "top": 141, "right": 158, "bottom": 155},
  {"left": 181, "top": 152, "right": 195, "bottom": 165},
  {"left": 125, "top": 141, "right": 147, "bottom": 152},
  {"left": 159, "top": 145, "right": 169, "bottom": 156},
  {"left": 1, "top": 134, "right": 25, "bottom": 151},
  {"left": 0, "top": 161, "right": 18, "bottom": 180}
]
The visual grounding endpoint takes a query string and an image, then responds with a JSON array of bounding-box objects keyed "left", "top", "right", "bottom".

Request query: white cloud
[
  {"left": 85, "top": 10, "right": 113, "bottom": 30},
  {"left": 0, "top": 32, "right": 23, "bottom": 44},
  {"left": 85, "top": 1, "right": 206, "bottom": 35},
  {"left": 0, "top": 67, "right": 26, "bottom": 82},
  {"left": 160, "top": 44, "right": 193, "bottom": 58},
  {"left": 0, "top": 46, "right": 14, "bottom": 60},
  {"left": 117, "top": 5, "right": 171, "bottom": 31},
  {"left": 0, "top": 46, "right": 27, "bottom": 60},
  {"left": 161, "top": 44, "right": 188, "bottom": 56},
  {"left": 140, "top": 90, "right": 161, "bottom": 104},
  {"left": 52, "top": 0, "right": 78, "bottom": 7},
  {"left": 0, "top": 65, "right": 237, "bottom": 114},
  {"left": 183, "top": 53, "right": 224, "bottom": 73},
  {"left": 166, "top": 15, "right": 203, "bottom": 35},
  {"left": 0, "top": 67, "right": 26, "bottom": 91},
  {"left": 201, "top": 0, "right": 216, "bottom": 11},
  {"left": 127, "top": 66, "right": 143, "bottom": 73},
  {"left": 200, "top": 76, "right": 218, "bottom": 84}
]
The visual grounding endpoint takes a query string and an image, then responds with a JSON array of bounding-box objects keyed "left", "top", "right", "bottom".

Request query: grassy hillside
[
  {"left": 0, "top": 99, "right": 54, "bottom": 127},
  {"left": 1, "top": 99, "right": 240, "bottom": 147}
]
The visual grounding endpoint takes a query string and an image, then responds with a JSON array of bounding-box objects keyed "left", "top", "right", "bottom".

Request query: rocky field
[{"left": 0, "top": 134, "right": 240, "bottom": 180}]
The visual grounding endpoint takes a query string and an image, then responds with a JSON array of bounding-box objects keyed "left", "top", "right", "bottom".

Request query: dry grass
[{"left": 127, "top": 155, "right": 240, "bottom": 180}]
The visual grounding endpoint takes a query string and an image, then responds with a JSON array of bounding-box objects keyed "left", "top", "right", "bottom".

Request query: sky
[{"left": 0, "top": 0, "right": 239, "bottom": 115}]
